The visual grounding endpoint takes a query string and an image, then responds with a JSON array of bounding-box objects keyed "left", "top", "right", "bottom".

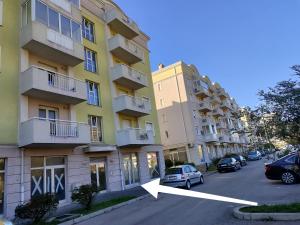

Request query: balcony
[
  {"left": 113, "top": 95, "right": 151, "bottom": 117},
  {"left": 194, "top": 85, "right": 210, "bottom": 98},
  {"left": 219, "top": 134, "right": 231, "bottom": 143},
  {"left": 201, "top": 117, "right": 214, "bottom": 126},
  {"left": 203, "top": 133, "right": 219, "bottom": 143},
  {"left": 216, "top": 88, "right": 227, "bottom": 99},
  {"left": 111, "top": 64, "right": 148, "bottom": 90},
  {"left": 210, "top": 96, "right": 221, "bottom": 104},
  {"left": 108, "top": 34, "right": 144, "bottom": 64},
  {"left": 21, "top": 21, "right": 84, "bottom": 66},
  {"left": 230, "top": 135, "right": 240, "bottom": 144},
  {"left": 216, "top": 121, "right": 227, "bottom": 129},
  {"left": 212, "top": 108, "right": 224, "bottom": 117},
  {"left": 106, "top": 9, "right": 139, "bottom": 39},
  {"left": 220, "top": 101, "right": 232, "bottom": 110},
  {"left": 47, "top": 0, "right": 81, "bottom": 21},
  {"left": 19, "top": 118, "right": 90, "bottom": 148},
  {"left": 20, "top": 66, "right": 87, "bottom": 104},
  {"left": 199, "top": 102, "right": 212, "bottom": 113},
  {"left": 116, "top": 128, "right": 154, "bottom": 147}
]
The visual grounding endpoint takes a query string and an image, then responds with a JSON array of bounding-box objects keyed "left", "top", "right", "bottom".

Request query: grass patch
[
  {"left": 207, "top": 164, "right": 217, "bottom": 172},
  {"left": 72, "top": 196, "right": 136, "bottom": 215},
  {"left": 240, "top": 203, "right": 300, "bottom": 213}
]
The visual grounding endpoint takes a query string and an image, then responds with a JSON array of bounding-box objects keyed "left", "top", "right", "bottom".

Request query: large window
[
  {"left": 82, "top": 18, "right": 95, "bottom": 42},
  {"left": 147, "top": 153, "right": 160, "bottom": 179},
  {"left": 32, "top": 0, "right": 82, "bottom": 43},
  {"left": 123, "top": 153, "right": 139, "bottom": 185},
  {"left": 88, "top": 115, "right": 103, "bottom": 142},
  {"left": 31, "top": 157, "right": 66, "bottom": 201},
  {"left": 84, "top": 48, "right": 97, "bottom": 73},
  {"left": 86, "top": 81, "right": 100, "bottom": 106},
  {"left": 90, "top": 158, "right": 106, "bottom": 191}
]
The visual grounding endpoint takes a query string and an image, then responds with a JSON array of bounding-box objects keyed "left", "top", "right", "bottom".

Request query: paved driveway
[{"left": 79, "top": 160, "right": 300, "bottom": 225}]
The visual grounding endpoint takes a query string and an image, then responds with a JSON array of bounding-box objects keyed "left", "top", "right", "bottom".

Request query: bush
[
  {"left": 71, "top": 184, "right": 99, "bottom": 210},
  {"left": 165, "top": 159, "right": 173, "bottom": 168},
  {"left": 212, "top": 158, "right": 222, "bottom": 166},
  {"left": 15, "top": 193, "right": 58, "bottom": 224}
]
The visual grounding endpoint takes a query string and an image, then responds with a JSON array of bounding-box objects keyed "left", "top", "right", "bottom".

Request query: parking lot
[{"left": 79, "top": 159, "right": 300, "bottom": 225}]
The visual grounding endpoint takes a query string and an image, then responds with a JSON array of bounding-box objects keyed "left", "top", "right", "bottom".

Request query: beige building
[{"left": 152, "top": 61, "right": 249, "bottom": 166}]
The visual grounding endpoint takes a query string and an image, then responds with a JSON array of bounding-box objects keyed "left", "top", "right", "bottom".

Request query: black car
[
  {"left": 232, "top": 155, "right": 247, "bottom": 166},
  {"left": 265, "top": 153, "right": 300, "bottom": 184},
  {"left": 217, "top": 158, "right": 241, "bottom": 172}
]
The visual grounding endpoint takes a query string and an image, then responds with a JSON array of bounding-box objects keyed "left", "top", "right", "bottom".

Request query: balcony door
[
  {"left": 90, "top": 158, "right": 106, "bottom": 191},
  {"left": 39, "top": 107, "right": 59, "bottom": 135}
]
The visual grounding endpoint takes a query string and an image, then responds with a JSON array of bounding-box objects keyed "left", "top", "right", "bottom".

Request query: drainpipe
[
  {"left": 117, "top": 149, "right": 124, "bottom": 190},
  {"left": 20, "top": 148, "right": 25, "bottom": 203}
]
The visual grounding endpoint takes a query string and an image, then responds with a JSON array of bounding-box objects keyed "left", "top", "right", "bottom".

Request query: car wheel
[
  {"left": 185, "top": 180, "right": 191, "bottom": 189},
  {"left": 199, "top": 176, "right": 204, "bottom": 184},
  {"left": 281, "top": 172, "right": 296, "bottom": 184}
]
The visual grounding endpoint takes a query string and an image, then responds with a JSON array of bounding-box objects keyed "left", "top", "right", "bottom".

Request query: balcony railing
[
  {"left": 19, "top": 118, "right": 90, "bottom": 147},
  {"left": 20, "top": 66, "right": 87, "bottom": 104},
  {"left": 219, "top": 134, "right": 231, "bottom": 143},
  {"left": 111, "top": 64, "right": 148, "bottom": 90},
  {"left": 212, "top": 108, "right": 224, "bottom": 116},
  {"left": 116, "top": 128, "right": 154, "bottom": 147},
  {"left": 108, "top": 34, "right": 144, "bottom": 64},
  {"left": 203, "top": 133, "right": 219, "bottom": 143},
  {"left": 113, "top": 95, "right": 151, "bottom": 117},
  {"left": 194, "top": 84, "right": 210, "bottom": 98},
  {"left": 199, "top": 102, "right": 212, "bottom": 112},
  {"left": 106, "top": 9, "right": 139, "bottom": 39},
  {"left": 216, "top": 121, "right": 227, "bottom": 129}
]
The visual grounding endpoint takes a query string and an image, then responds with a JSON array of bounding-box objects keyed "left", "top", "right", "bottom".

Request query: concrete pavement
[{"left": 78, "top": 160, "right": 300, "bottom": 225}]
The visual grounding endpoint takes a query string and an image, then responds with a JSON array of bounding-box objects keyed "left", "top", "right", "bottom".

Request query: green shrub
[
  {"left": 165, "top": 159, "right": 173, "bottom": 168},
  {"left": 212, "top": 157, "right": 222, "bottom": 166},
  {"left": 71, "top": 184, "right": 99, "bottom": 210},
  {"left": 15, "top": 193, "right": 58, "bottom": 224}
]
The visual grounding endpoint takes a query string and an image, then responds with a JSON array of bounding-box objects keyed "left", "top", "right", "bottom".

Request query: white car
[{"left": 163, "top": 165, "right": 204, "bottom": 189}]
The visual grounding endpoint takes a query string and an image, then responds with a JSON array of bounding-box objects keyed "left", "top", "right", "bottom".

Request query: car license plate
[{"left": 168, "top": 176, "right": 177, "bottom": 180}]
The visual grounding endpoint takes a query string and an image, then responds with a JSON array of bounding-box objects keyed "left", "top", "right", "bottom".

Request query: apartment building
[
  {"left": 152, "top": 61, "right": 249, "bottom": 166},
  {"left": 0, "top": 0, "right": 164, "bottom": 218}
]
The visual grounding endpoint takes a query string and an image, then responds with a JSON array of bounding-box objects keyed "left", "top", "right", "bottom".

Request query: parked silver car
[{"left": 163, "top": 165, "right": 204, "bottom": 189}]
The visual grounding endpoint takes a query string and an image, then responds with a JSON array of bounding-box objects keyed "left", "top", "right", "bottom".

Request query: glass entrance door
[
  {"left": 123, "top": 153, "right": 139, "bottom": 186},
  {"left": 0, "top": 159, "right": 5, "bottom": 214},
  {"left": 90, "top": 160, "right": 106, "bottom": 191}
]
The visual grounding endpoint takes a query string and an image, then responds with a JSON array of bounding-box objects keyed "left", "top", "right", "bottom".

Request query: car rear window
[
  {"left": 219, "top": 158, "right": 232, "bottom": 163},
  {"left": 166, "top": 168, "right": 182, "bottom": 175}
]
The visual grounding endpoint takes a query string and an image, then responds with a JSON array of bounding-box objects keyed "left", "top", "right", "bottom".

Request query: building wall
[{"left": 0, "top": 0, "right": 19, "bottom": 144}]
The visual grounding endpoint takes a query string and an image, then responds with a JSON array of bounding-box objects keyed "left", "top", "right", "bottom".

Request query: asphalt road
[{"left": 79, "top": 159, "right": 300, "bottom": 225}]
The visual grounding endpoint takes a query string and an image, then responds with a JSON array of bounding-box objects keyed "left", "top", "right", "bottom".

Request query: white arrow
[{"left": 142, "top": 178, "right": 258, "bottom": 206}]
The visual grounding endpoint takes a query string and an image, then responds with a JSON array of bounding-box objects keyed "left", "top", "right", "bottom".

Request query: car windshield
[
  {"left": 219, "top": 158, "right": 232, "bottom": 163},
  {"left": 166, "top": 168, "right": 182, "bottom": 175}
]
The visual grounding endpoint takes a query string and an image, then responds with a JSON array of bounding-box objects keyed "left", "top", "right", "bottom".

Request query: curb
[
  {"left": 204, "top": 171, "right": 217, "bottom": 176},
  {"left": 233, "top": 206, "right": 300, "bottom": 221},
  {"left": 58, "top": 194, "right": 150, "bottom": 225}
]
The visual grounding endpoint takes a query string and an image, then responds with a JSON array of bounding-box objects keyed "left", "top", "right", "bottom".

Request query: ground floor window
[
  {"left": 0, "top": 159, "right": 5, "bottom": 214},
  {"left": 198, "top": 145, "right": 205, "bottom": 162},
  {"left": 147, "top": 152, "right": 160, "bottom": 179},
  {"left": 90, "top": 158, "right": 106, "bottom": 191},
  {"left": 31, "top": 157, "right": 65, "bottom": 201},
  {"left": 168, "top": 149, "right": 188, "bottom": 164},
  {"left": 123, "top": 153, "right": 139, "bottom": 185}
]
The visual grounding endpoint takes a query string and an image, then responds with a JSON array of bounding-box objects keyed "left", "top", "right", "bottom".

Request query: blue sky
[{"left": 114, "top": 0, "right": 300, "bottom": 108}]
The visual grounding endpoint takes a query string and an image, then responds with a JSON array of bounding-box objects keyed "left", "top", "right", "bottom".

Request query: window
[
  {"left": 86, "top": 81, "right": 100, "bottom": 106},
  {"left": 48, "top": 8, "right": 59, "bottom": 31},
  {"left": 159, "top": 98, "right": 164, "bottom": 107},
  {"left": 84, "top": 48, "right": 97, "bottom": 73},
  {"left": 90, "top": 158, "right": 106, "bottom": 191},
  {"left": 162, "top": 113, "right": 167, "bottom": 123},
  {"left": 193, "top": 110, "right": 196, "bottom": 118},
  {"left": 145, "top": 122, "right": 154, "bottom": 136},
  {"left": 184, "top": 166, "right": 191, "bottom": 173},
  {"left": 31, "top": 157, "right": 65, "bottom": 201},
  {"left": 61, "top": 15, "right": 71, "bottom": 38},
  {"left": 195, "top": 126, "right": 201, "bottom": 135},
  {"left": 88, "top": 115, "right": 103, "bottom": 142},
  {"left": 69, "top": 0, "right": 80, "bottom": 7},
  {"left": 165, "top": 130, "right": 169, "bottom": 138},
  {"left": 34, "top": 0, "right": 82, "bottom": 42},
  {"left": 82, "top": 18, "right": 95, "bottom": 42},
  {"left": 157, "top": 83, "right": 162, "bottom": 91},
  {"left": 36, "top": 0, "right": 48, "bottom": 25},
  {"left": 72, "top": 21, "right": 81, "bottom": 43},
  {"left": 21, "top": 0, "right": 31, "bottom": 27},
  {"left": 147, "top": 153, "right": 160, "bottom": 179},
  {"left": 285, "top": 155, "right": 296, "bottom": 164},
  {"left": 123, "top": 153, "right": 140, "bottom": 185}
]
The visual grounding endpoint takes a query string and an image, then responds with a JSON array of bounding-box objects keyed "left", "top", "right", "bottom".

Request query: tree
[{"left": 256, "top": 65, "right": 300, "bottom": 144}]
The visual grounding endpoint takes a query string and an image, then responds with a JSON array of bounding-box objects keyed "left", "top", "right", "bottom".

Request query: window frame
[
  {"left": 82, "top": 17, "right": 95, "bottom": 42},
  {"left": 86, "top": 80, "right": 100, "bottom": 106},
  {"left": 88, "top": 115, "right": 103, "bottom": 143},
  {"left": 84, "top": 48, "right": 97, "bottom": 73}
]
